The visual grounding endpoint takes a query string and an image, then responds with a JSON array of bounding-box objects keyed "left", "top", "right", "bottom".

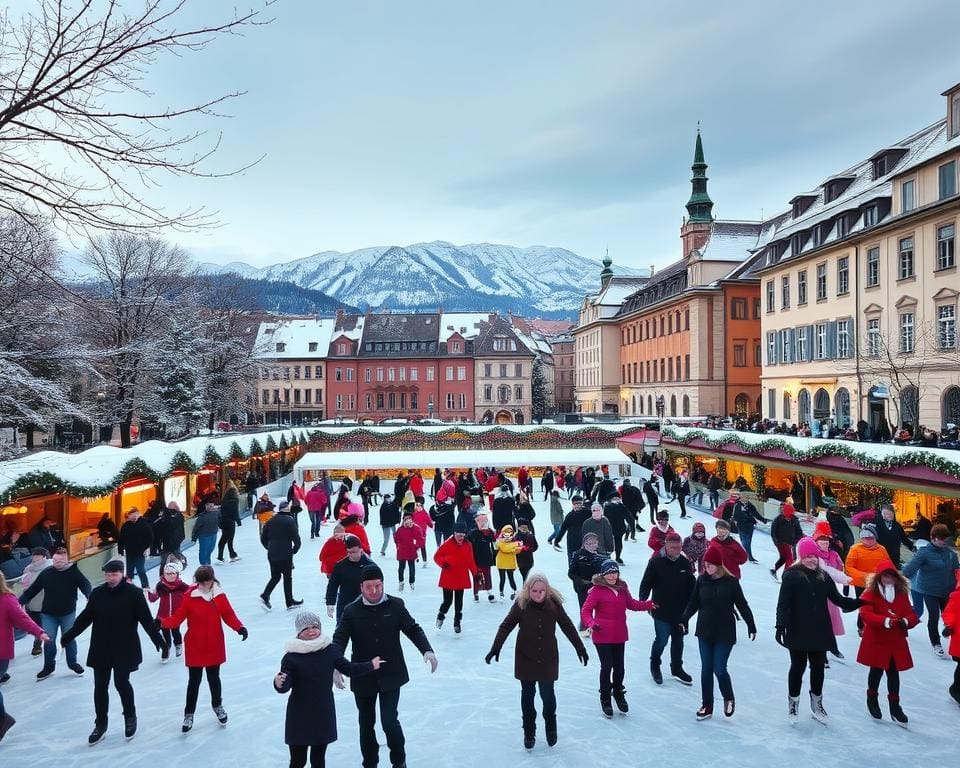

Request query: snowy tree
[{"left": 531, "top": 356, "right": 548, "bottom": 421}]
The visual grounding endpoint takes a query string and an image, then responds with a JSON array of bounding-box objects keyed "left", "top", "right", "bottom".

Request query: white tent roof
[{"left": 294, "top": 448, "right": 631, "bottom": 476}]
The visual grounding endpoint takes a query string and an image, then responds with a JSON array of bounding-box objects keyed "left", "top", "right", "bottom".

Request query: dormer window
[
  {"left": 864, "top": 205, "right": 878, "bottom": 228},
  {"left": 871, "top": 148, "right": 908, "bottom": 180},
  {"left": 308, "top": 342, "right": 318, "bottom": 352},
  {"left": 823, "top": 176, "right": 855, "bottom": 203},
  {"left": 337, "top": 342, "right": 347, "bottom": 355},
  {"left": 790, "top": 194, "right": 816, "bottom": 219},
  {"left": 810, "top": 226, "right": 821, "bottom": 248},
  {"left": 873, "top": 156, "right": 887, "bottom": 179},
  {"left": 835, "top": 215, "right": 848, "bottom": 239},
  {"left": 949, "top": 88, "right": 960, "bottom": 139},
  {"left": 275, "top": 342, "right": 286, "bottom": 353}
]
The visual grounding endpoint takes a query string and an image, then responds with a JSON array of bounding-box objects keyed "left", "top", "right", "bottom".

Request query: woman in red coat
[
  {"left": 433, "top": 523, "right": 477, "bottom": 634},
  {"left": 857, "top": 559, "right": 919, "bottom": 725},
  {"left": 161, "top": 565, "right": 248, "bottom": 733},
  {"left": 942, "top": 571, "right": 960, "bottom": 705},
  {"left": 319, "top": 524, "right": 347, "bottom": 575},
  {"left": 339, "top": 502, "right": 371, "bottom": 554}
]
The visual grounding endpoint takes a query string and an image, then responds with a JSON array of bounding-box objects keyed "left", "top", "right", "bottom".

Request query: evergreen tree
[{"left": 532, "top": 356, "right": 548, "bottom": 421}]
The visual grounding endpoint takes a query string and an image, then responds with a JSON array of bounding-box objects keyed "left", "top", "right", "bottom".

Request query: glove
[
  {"left": 775, "top": 627, "right": 786, "bottom": 647},
  {"left": 677, "top": 624, "right": 688, "bottom": 636},
  {"left": 897, "top": 618, "right": 909, "bottom": 630},
  {"left": 326, "top": 606, "right": 335, "bottom": 618},
  {"left": 237, "top": 627, "right": 249, "bottom": 641},
  {"left": 576, "top": 648, "right": 589, "bottom": 666},
  {"left": 942, "top": 626, "right": 954, "bottom": 637},
  {"left": 424, "top": 651, "right": 438, "bottom": 673},
  {"left": 484, "top": 650, "right": 499, "bottom": 664}
]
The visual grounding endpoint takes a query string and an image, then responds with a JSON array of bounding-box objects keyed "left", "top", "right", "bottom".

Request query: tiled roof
[
  {"left": 473, "top": 314, "right": 534, "bottom": 357},
  {"left": 361, "top": 313, "right": 441, "bottom": 343},
  {"left": 697, "top": 220, "right": 765, "bottom": 261}
]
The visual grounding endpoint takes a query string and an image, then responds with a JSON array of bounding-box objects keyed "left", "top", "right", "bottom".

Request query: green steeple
[
  {"left": 685, "top": 128, "right": 714, "bottom": 223},
  {"left": 600, "top": 248, "right": 613, "bottom": 284}
]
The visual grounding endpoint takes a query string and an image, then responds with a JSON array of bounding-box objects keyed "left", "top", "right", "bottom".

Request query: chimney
[{"left": 649, "top": 264, "right": 655, "bottom": 277}]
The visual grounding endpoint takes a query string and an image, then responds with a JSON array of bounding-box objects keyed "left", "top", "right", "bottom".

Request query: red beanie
[
  {"left": 813, "top": 521, "right": 832, "bottom": 541},
  {"left": 703, "top": 545, "right": 723, "bottom": 566}
]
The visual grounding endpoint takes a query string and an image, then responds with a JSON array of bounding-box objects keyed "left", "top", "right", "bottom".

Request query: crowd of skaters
[{"left": 1, "top": 461, "right": 960, "bottom": 767}]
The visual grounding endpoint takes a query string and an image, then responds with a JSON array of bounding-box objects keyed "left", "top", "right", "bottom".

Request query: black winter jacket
[
  {"left": 732, "top": 501, "right": 766, "bottom": 534},
  {"left": 191, "top": 509, "right": 220, "bottom": 539},
  {"left": 379, "top": 499, "right": 400, "bottom": 527},
  {"left": 468, "top": 529, "right": 496, "bottom": 568},
  {"left": 491, "top": 496, "right": 518, "bottom": 533},
  {"left": 19, "top": 563, "right": 92, "bottom": 616},
  {"left": 874, "top": 516, "right": 915, "bottom": 567},
  {"left": 555, "top": 508, "right": 591, "bottom": 553},
  {"left": 567, "top": 548, "right": 606, "bottom": 590},
  {"left": 155, "top": 510, "right": 186, "bottom": 550},
  {"left": 325, "top": 554, "right": 373, "bottom": 612},
  {"left": 681, "top": 574, "right": 756, "bottom": 646},
  {"left": 770, "top": 514, "right": 803, "bottom": 547},
  {"left": 775, "top": 565, "right": 861, "bottom": 651},
  {"left": 602, "top": 498, "right": 630, "bottom": 536},
  {"left": 117, "top": 517, "right": 154, "bottom": 556},
  {"left": 621, "top": 484, "right": 645, "bottom": 514},
  {"left": 639, "top": 552, "right": 695, "bottom": 623},
  {"left": 260, "top": 512, "right": 301, "bottom": 561},
  {"left": 219, "top": 489, "right": 241, "bottom": 528}
]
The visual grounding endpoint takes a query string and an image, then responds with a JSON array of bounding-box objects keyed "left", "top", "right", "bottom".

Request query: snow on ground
[{"left": 1, "top": 490, "right": 956, "bottom": 767}]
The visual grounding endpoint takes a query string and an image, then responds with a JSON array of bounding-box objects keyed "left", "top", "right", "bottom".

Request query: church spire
[
  {"left": 685, "top": 127, "right": 714, "bottom": 223},
  {"left": 600, "top": 247, "right": 613, "bottom": 287}
]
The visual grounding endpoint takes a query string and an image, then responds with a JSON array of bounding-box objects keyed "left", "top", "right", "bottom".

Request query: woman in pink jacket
[
  {"left": 1, "top": 572, "right": 49, "bottom": 742},
  {"left": 580, "top": 559, "right": 654, "bottom": 718}
]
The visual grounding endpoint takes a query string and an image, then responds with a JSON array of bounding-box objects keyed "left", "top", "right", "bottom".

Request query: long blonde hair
[
  {"left": 0, "top": 572, "right": 11, "bottom": 596},
  {"left": 516, "top": 572, "right": 564, "bottom": 609}
]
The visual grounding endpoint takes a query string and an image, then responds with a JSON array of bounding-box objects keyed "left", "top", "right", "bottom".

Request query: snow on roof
[
  {"left": 889, "top": 119, "right": 960, "bottom": 179},
  {"left": 254, "top": 318, "right": 336, "bottom": 359},
  {"left": 698, "top": 220, "right": 764, "bottom": 262},
  {"left": 591, "top": 276, "right": 649, "bottom": 307},
  {"left": 295, "top": 448, "right": 631, "bottom": 473},
  {"left": 437, "top": 312, "right": 491, "bottom": 340}
]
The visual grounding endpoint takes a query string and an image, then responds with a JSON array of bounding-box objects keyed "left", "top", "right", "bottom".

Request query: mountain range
[{"left": 198, "top": 241, "right": 645, "bottom": 318}]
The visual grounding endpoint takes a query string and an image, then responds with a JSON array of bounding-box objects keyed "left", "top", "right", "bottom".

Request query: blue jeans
[
  {"left": 308, "top": 510, "right": 323, "bottom": 537},
  {"left": 547, "top": 522, "right": 561, "bottom": 543},
  {"left": 197, "top": 533, "right": 216, "bottom": 565},
  {"left": 42, "top": 612, "right": 78, "bottom": 669},
  {"left": 126, "top": 553, "right": 148, "bottom": 587},
  {"left": 698, "top": 638, "right": 734, "bottom": 706},
  {"left": 911, "top": 589, "right": 925, "bottom": 620},
  {"left": 651, "top": 617, "right": 684, "bottom": 668},
  {"left": 708, "top": 491, "right": 719, "bottom": 511},
  {"left": 738, "top": 529, "right": 754, "bottom": 560}
]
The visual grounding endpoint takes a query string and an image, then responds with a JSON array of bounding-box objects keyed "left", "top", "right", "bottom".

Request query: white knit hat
[{"left": 163, "top": 560, "right": 183, "bottom": 574}]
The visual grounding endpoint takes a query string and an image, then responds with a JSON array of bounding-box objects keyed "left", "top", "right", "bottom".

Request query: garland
[
  {"left": 751, "top": 464, "right": 767, "bottom": 498},
  {"left": 662, "top": 427, "right": 960, "bottom": 481}
]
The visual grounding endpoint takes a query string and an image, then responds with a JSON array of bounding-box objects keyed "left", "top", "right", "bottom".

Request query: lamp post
[{"left": 656, "top": 394, "right": 665, "bottom": 433}]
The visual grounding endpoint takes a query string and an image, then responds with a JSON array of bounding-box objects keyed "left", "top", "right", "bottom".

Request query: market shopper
[
  {"left": 901, "top": 524, "right": 959, "bottom": 656},
  {"left": 146, "top": 560, "right": 190, "bottom": 662},
  {"left": 680, "top": 547, "right": 756, "bottom": 720},
  {"left": 260, "top": 501, "right": 303, "bottom": 611},
  {"left": 485, "top": 573, "right": 588, "bottom": 749},
  {"left": 0, "top": 572, "right": 49, "bottom": 743},
  {"left": 770, "top": 500, "right": 804, "bottom": 581},
  {"left": 305, "top": 483, "right": 330, "bottom": 540},
  {"left": 160, "top": 565, "right": 248, "bottom": 732},
  {"left": 216, "top": 481, "right": 242, "bottom": 563},
  {"left": 118, "top": 507, "right": 154, "bottom": 588},
  {"left": 191, "top": 502, "right": 220, "bottom": 567},
  {"left": 60, "top": 559, "right": 165, "bottom": 745},
  {"left": 433, "top": 523, "right": 477, "bottom": 633},
  {"left": 332, "top": 564, "right": 437, "bottom": 768},
  {"left": 274, "top": 610, "right": 381, "bottom": 768}
]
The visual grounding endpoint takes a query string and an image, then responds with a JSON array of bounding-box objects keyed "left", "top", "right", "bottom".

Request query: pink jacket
[
  {"left": 412, "top": 508, "right": 433, "bottom": 531},
  {"left": 580, "top": 577, "right": 653, "bottom": 644},
  {"left": 1, "top": 592, "right": 44, "bottom": 661},
  {"left": 799, "top": 536, "right": 851, "bottom": 636},
  {"left": 851, "top": 509, "right": 876, "bottom": 527}
]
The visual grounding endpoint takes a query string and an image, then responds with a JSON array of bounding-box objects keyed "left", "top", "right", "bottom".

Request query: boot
[
  {"left": 124, "top": 715, "right": 137, "bottom": 740},
  {"left": 436, "top": 612, "right": 445, "bottom": 630},
  {"left": 398, "top": 581, "right": 404, "bottom": 592},
  {"left": 650, "top": 660, "right": 663, "bottom": 685},
  {"left": 810, "top": 692, "right": 828, "bottom": 725},
  {"left": 866, "top": 690, "right": 882, "bottom": 720},
  {"left": 522, "top": 720, "right": 536, "bottom": 750},
  {"left": 612, "top": 687, "right": 629, "bottom": 714},
  {"left": 214, "top": 705, "right": 228, "bottom": 725},
  {"left": 671, "top": 665, "right": 693, "bottom": 686},
  {"left": 888, "top": 695, "right": 908, "bottom": 727},
  {"left": 88, "top": 721, "right": 107, "bottom": 746},
  {"left": 544, "top": 714, "right": 557, "bottom": 747},
  {"left": 723, "top": 699, "right": 735, "bottom": 717},
  {"left": 695, "top": 704, "right": 713, "bottom": 721},
  {"left": 950, "top": 683, "right": 960, "bottom": 705},
  {"left": 599, "top": 691, "right": 613, "bottom": 719},
  {"left": 787, "top": 695, "right": 800, "bottom": 725},
  {"left": 182, "top": 714, "right": 194, "bottom": 733},
  {"left": 0, "top": 713, "right": 16, "bottom": 743}
]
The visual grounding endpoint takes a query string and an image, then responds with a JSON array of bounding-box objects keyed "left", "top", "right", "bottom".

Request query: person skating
[
  {"left": 319, "top": 524, "right": 347, "bottom": 577},
  {"left": 468, "top": 513, "right": 497, "bottom": 603},
  {"left": 492, "top": 484, "right": 518, "bottom": 533},
  {"left": 305, "top": 483, "right": 330, "bottom": 540},
  {"left": 568, "top": 533, "right": 605, "bottom": 633},
  {"left": 775, "top": 539, "right": 863, "bottom": 725},
  {"left": 682, "top": 522, "right": 709, "bottom": 575},
  {"left": 155, "top": 501, "right": 186, "bottom": 568},
  {"left": 642, "top": 477, "right": 660, "bottom": 524},
  {"left": 901, "top": 523, "right": 959, "bottom": 657},
  {"left": 648, "top": 510, "right": 675, "bottom": 555},
  {"left": 553, "top": 494, "right": 590, "bottom": 564},
  {"left": 639, "top": 531, "right": 695, "bottom": 686},
  {"left": 620, "top": 478, "right": 646, "bottom": 539},
  {"left": 874, "top": 504, "right": 916, "bottom": 569},
  {"left": 146, "top": 561, "right": 190, "bottom": 663},
  {"left": 340, "top": 502, "right": 372, "bottom": 554},
  {"left": 18, "top": 545, "right": 91, "bottom": 680},
  {"left": 941, "top": 570, "right": 960, "bottom": 705},
  {"left": 117, "top": 507, "right": 154, "bottom": 588},
  {"left": 325, "top": 535, "right": 373, "bottom": 623},
  {"left": 857, "top": 560, "right": 919, "bottom": 725},
  {"left": 845, "top": 524, "right": 894, "bottom": 634},
  {"left": 411, "top": 501, "right": 433, "bottom": 565},
  {"left": 580, "top": 559, "right": 655, "bottom": 717},
  {"left": 216, "top": 481, "right": 242, "bottom": 563},
  {"left": 485, "top": 573, "right": 588, "bottom": 749},
  {"left": 673, "top": 470, "right": 690, "bottom": 518},
  {"left": 394, "top": 511, "right": 424, "bottom": 592},
  {"left": 770, "top": 500, "right": 803, "bottom": 581},
  {"left": 732, "top": 495, "right": 766, "bottom": 563},
  {"left": 275, "top": 610, "right": 381, "bottom": 768},
  {"left": 495, "top": 524, "right": 523, "bottom": 601},
  {"left": 515, "top": 518, "right": 538, "bottom": 582},
  {"left": 680, "top": 547, "right": 757, "bottom": 720},
  {"left": 581, "top": 501, "right": 615, "bottom": 556},
  {"left": 260, "top": 500, "right": 303, "bottom": 611},
  {"left": 332, "top": 564, "right": 437, "bottom": 768},
  {"left": 546, "top": 490, "right": 564, "bottom": 548},
  {"left": 0, "top": 572, "right": 49, "bottom": 743},
  {"left": 706, "top": 520, "right": 748, "bottom": 579},
  {"left": 60, "top": 560, "right": 165, "bottom": 745},
  {"left": 378, "top": 493, "right": 400, "bottom": 557},
  {"left": 18, "top": 546, "right": 51, "bottom": 657},
  {"left": 602, "top": 491, "right": 630, "bottom": 564},
  {"left": 800, "top": 522, "right": 852, "bottom": 661},
  {"left": 433, "top": 522, "right": 477, "bottom": 633},
  {"left": 191, "top": 502, "right": 220, "bottom": 567}
]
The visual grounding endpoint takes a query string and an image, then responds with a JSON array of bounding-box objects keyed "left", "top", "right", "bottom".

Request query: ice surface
[{"left": 1, "top": 489, "right": 955, "bottom": 766}]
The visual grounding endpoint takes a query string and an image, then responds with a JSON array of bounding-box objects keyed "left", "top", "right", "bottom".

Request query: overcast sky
[{"left": 60, "top": 1, "right": 960, "bottom": 269}]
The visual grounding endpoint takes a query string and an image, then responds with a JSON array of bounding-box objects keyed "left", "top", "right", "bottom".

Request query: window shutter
[
  {"left": 848, "top": 319, "right": 856, "bottom": 359},
  {"left": 788, "top": 328, "right": 796, "bottom": 363},
  {"left": 775, "top": 331, "right": 783, "bottom": 364},
  {"left": 827, "top": 320, "right": 838, "bottom": 359},
  {"left": 806, "top": 325, "right": 815, "bottom": 361}
]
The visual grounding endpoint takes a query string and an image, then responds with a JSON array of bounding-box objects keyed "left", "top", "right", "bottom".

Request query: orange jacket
[{"left": 844, "top": 543, "right": 891, "bottom": 588}]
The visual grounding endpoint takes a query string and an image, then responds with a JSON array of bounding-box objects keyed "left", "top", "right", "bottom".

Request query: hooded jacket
[
  {"left": 857, "top": 571, "right": 919, "bottom": 671},
  {"left": 580, "top": 576, "right": 653, "bottom": 644},
  {"left": 160, "top": 583, "right": 244, "bottom": 667},
  {"left": 902, "top": 543, "right": 960, "bottom": 598},
  {"left": 706, "top": 536, "right": 748, "bottom": 579},
  {"left": 434, "top": 536, "right": 478, "bottom": 590}
]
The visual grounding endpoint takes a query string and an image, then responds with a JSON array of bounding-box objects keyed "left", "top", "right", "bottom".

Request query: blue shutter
[
  {"left": 806, "top": 325, "right": 815, "bottom": 361},
  {"left": 827, "top": 320, "right": 838, "bottom": 359},
  {"left": 848, "top": 319, "right": 856, "bottom": 359},
  {"left": 775, "top": 331, "right": 783, "bottom": 364},
  {"left": 788, "top": 328, "right": 796, "bottom": 364}
]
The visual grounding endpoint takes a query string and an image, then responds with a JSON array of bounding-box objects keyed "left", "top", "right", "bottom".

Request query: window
[
  {"left": 684, "top": 354, "right": 690, "bottom": 380},
  {"left": 952, "top": 93, "right": 960, "bottom": 139},
  {"left": 731, "top": 298, "right": 747, "bottom": 319},
  {"left": 837, "top": 319, "right": 850, "bottom": 358},
  {"left": 867, "top": 318, "right": 881, "bottom": 358},
  {"left": 304, "top": 366, "right": 311, "bottom": 379},
  {"left": 780, "top": 329, "right": 792, "bottom": 363},
  {"left": 864, "top": 205, "right": 877, "bottom": 227},
  {"left": 866, "top": 247, "right": 880, "bottom": 287},
  {"left": 398, "top": 367, "right": 405, "bottom": 381},
  {"left": 766, "top": 280, "right": 775, "bottom": 312},
  {"left": 294, "top": 389, "right": 301, "bottom": 404},
  {"left": 346, "top": 368, "right": 354, "bottom": 381},
  {"left": 796, "top": 326, "right": 807, "bottom": 361},
  {"left": 752, "top": 299, "right": 761, "bottom": 319},
  {"left": 898, "top": 237, "right": 914, "bottom": 279},
  {"left": 668, "top": 314, "right": 673, "bottom": 334},
  {"left": 873, "top": 156, "right": 887, "bottom": 179},
  {"left": 836, "top": 215, "right": 848, "bottom": 239},
  {"left": 668, "top": 357, "right": 674, "bottom": 380},
  {"left": 810, "top": 226, "right": 821, "bottom": 248},
  {"left": 308, "top": 342, "right": 317, "bottom": 352},
  {"left": 767, "top": 331, "right": 777, "bottom": 365},
  {"left": 484, "top": 384, "right": 492, "bottom": 401},
  {"left": 754, "top": 342, "right": 762, "bottom": 367},
  {"left": 685, "top": 309, "right": 690, "bottom": 329},
  {"left": 388, "top": 393, "right": 396, "bottom": 409},
  {"left": 493, "top": 337, "right": 516, "bottom": 352},
  {"left": 376, "top": 393, "right": 384, "bottom": 409},
  {"left": 334, "top": 367, "right": 342, "bottom": 381},
  {"left": 514, "top": 364, "right": 522, "bottom": 377},
  {"left": 315, "top": 388, "right": 323, "bottom": 403},
  {"left": 815, "top": 323, "right": 828, "bottom": 359},
  {"left": 816, "top": 263, "right": 827, "bottom": 300},
  {"left": 364, "top": 394, "right": 372, "bottom": 410},
  {"left": 937, "top": 224, "right": 956, "bottom": 270},
  {"left": 515, "top": 385, "right": 523, "bottom": 400},
  {"left": 315, "top": 366, "right": 323, "bottom": 379},
  {"left": 457, "top": 366, "right": 466, "bottom": 381},
  {"left": 837, "top": 256, "right": 849, "bottom": 295},
  {"left": 459, "top": 393, "right": 466, "bottom": 410},
  {"left": 446, "top": 393, "right": 455, "bottom": 409},
  {"left": 939, "top": 161, "right": 957, "bottom": 199},
  {"left": 451, "top": 341, "right": 462, "bottom": 353},
  {"left": 483, "top": 363, "right": 491, "bottom": 377},
  {"left": 445, "top": 366, "right": 453, "bottom": 381},
  {"left": 275, "top": 342, "right": 285, "bottom": 353},
  {"left": 899, "top": 312, "right": 914, "bottom": 353},
  {"left": 783, "top": 392, "right": 792, "bottom": 420},
  {"left": 411, "top": 392, "right": 418, "bottom": 409},
  {"left": 797, "top": 270, "right": 807, "bottom": 304},
  {"left": 426, "top": 367, "right": 434, "bottom": 381},
  {"left": 901, "top": 179, "right": 916, "bottom": 212},
  {"left": 293, "top": 365, "right": 300, "bottom": 379},
  {"left": 337, "top": 342, "right": 347, "bottom": 355},
  {"left": 781, "top": 276, "right": 790, "bottom": 309},
  {"left": 499, "top": 364, "right": 507, "bottom": 378},
  {"left": 410, "top": 368, "right": 418, "bottom": 381},
  {"left": 939, "top": 305, "right": 957, "bottom": 349},
  {"left": 335, "top": 394, "right": 343, "bottom": 411},
  {"left": 388, "top": 367, "right": 395, "bottom": 382},
  {"left": 768, "top": 389, "right": 776, "bottom": 420}
]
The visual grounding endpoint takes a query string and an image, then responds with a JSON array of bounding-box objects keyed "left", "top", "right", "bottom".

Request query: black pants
[
  {"left": 126, "top": 555, "right": 148, "bottom": 588},
  {"left": 398, "top": 559, "right": 416, "bottom": 585},
  {"left": 867, "top": 661, "right": 900, "bottom": 695},
  {"left": 439, "top": 589, "right": 464, "bottom": 622},
  {"left": 355, "top": 688, "right": 403, "bottom": 768},
  {"left": 93, "top": 665, "right": 135, "bottom": 725},
  {"left": 263, "top": 558, "right": 294, "bottom": 606},
  {"left": 595, "top": 643, "right": 625, "bottom": 698},
  {"left": 677, "top": 495, "right": 687, "bottom": 517},
  {"left": 185, "top": 664, "right": 222, "bottom": 714},
  {"left": 289, "top": 744, "right": 328, "bottom": 768},
  {"left": 573, "top": 582, "right": 588, "bottom": 629},
  {"left": 649, "top": 502, "right": 658, "bottom": 524},
  {"left": 498, "top": 569, "right": 517, "bottom": 594},
  {"left": 160, "top": 626, "right": 183, "bottom": 654},
  {"left": 613, "top": 531, "right": 625, "bottom": 560},
  {"left": 520, "top": 679, "right": 556, "bottom": 726},
  {"left": 788, "top": 649, "right": 826, "bottom": 697},
  {"left": 218, "top": 524, "right": 237, "bottom": 559},
  {"left": 923, "top": 594, "right": 948, "bottom": 646}
]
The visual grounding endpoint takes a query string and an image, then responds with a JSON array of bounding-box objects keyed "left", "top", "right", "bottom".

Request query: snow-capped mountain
[{"left": 198, "top": 241, "right": 646, "bottom": 317}]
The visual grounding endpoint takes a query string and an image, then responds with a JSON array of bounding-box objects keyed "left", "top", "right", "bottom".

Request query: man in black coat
[
  {"left": 26, "top": 517, "right": 63, "bottom": 553},
  {"left": 117, "top": 508, "right": 153, "bottom": 588},
  {"left": 620, "top": 479, "right": 645, "bottom": 540},
  {"left": 378, "top": 494, "right": 400, "bottom": 557},
  {"left": 540, "top": 468, "right": 555, "bottom": 500},
  {"left": 568, "top": 532, "right": 605, "bottom": 630},
  {"left": 60, "top": 560, "right": 164, "bottom": 745},
  {"left": 638, "top": 532, "right": 695, "bottom": 684},
  {"left": 673, "top": 470, "right": 690, "bottom": 518},
  {"left": 325, "top": 536, "right": 373, "bottom": 622},
  {"left": 333, "top": 564, "right": 436, "bottom": 768},
  {"left": 553, "top": 495, "right": 590, "bottom": 564},
  {"left": 154, "top": 501, "right": 186, "bottom": 567},
  {"left": 642, "top": 478, "right": 660, "bottom": 524},
  {"left": 260, "top": 501, "right": 302, "bottom": 610},
  {"left": 874, "top": 504, "right": 916, "bottom": 568},
  {"left": 491, "top": 485, "right": 518, "bottom": 533},
  {"left": 602, "top": 493, "right": 630, "bottom": 564}
]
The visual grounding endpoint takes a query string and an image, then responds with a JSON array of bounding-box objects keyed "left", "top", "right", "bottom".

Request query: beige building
[
  {"left": 757, "top": 84, "right": 960, "bottom": 433},
  {"left": 473, "top": 314, "right": 536, "bottom": 424},
  {"left": 551, "top": 335, "right": 575, "bottom": 412}
]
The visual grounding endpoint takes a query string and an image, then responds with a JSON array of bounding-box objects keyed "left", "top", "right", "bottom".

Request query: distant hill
[{"left": 193, "top": 274, "right": 355, "bottom": 314}]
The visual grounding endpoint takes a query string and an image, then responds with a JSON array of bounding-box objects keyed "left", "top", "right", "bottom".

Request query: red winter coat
[
  {"left": 580, "top": 576, "right": 653, "bottom": 644},
  {"left": 857, "top": 588, "right": 919, "bottom": 671},
  {"left": 342, "top": 522, "right": 371, "bottom": 555},
  {"left": 409, "top": 474, "right": 424, "bottom": 499},
  {"left": 434, "top": 537, "right": 477, "bottom": 590},
  {"left": 147, "top": 577, "right": 190, "bottom": 619},
  {"left": 394, "top": 524, "right": 425, "bottom": 561},
  {"left": 160, "top": 585, "right": 244, "bottom": 668},
  {"left": 305, "top": 487, "right": 329, "bottom": 513},
  {"left": 319, "top": 537, "right": 347, "bottom": 575},
  {"left": 648, "top": 524, "right": 675, "bottom": 553},
  {"left": 707, "top": 537, "right": 748, "bottom": 580},
  {"left": 942, "top": 587, "right": 960, "bottom": 658},
  {"left": 412, "top": 508, "right": 433, "bottom": 531}
]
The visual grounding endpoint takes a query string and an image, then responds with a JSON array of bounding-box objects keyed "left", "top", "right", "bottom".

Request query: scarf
[
  {"left": 880, "top": 584, "right": 896, "bottom": 603},
  {"left": 283, "top": 634, "right": 332, "bottom": 654}
]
